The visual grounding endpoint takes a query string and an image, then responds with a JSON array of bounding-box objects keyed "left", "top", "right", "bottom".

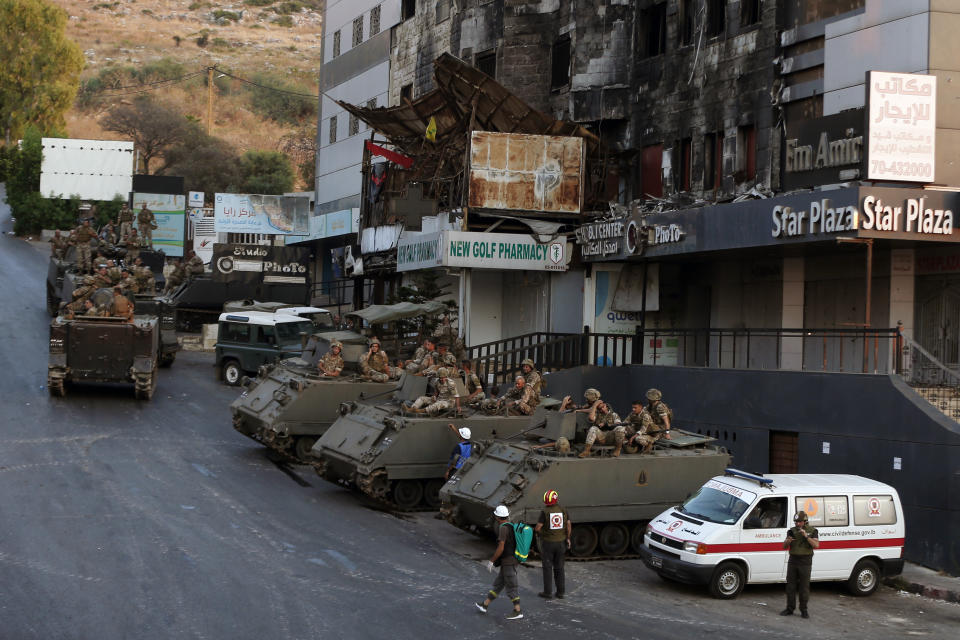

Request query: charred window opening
[
  {"left": 703, "top": 133, "right": 716, "bottom": 190},
  {"left": 370, "top": 5, "right": 381, "bottom": 36},
  {"left": 476, "top": 49, "right": 497, "bottom": 79},
  {"left": 642, "top": 3, "right": 667, "bottom": 58},
  {"left": 349, "top": 114, "right": 360, "bottom": 137},
  {"left": 401, "top": 0, "right": 416, "bottom": 21},
  {"left": 352, "top": 17, "right": 363, "bottom": 48},
  {"left": 551, "top": 37, "right": 571, "bottom": 89},
  {"left": 400, "top": 84, "right": 413, "bottom": 102},
  {"left": 679, "top": 0, "right": 695, "bottom": 46},
  {"left": 680, "top": 137, "right": 692, "bottom": 192},
  {"left": 436, "top": 0, "right": 450, "bottom": 23},
  {"left": 741, "top": 0, "right": 761, "bottom": 26},
  {"left": 329, "top": 115, "right": 338, "bottom": 144},
  {"left": 707, "top": 0, "right": 726, "bottom": 38},
  {"left": 737, "top": 124, "right": 756, "bottom": 181},
  {"left": 332, "top": 30, "right": 341, "bottom": 58},
  {"left": 641, "top": 144, "right": 664, "bottom": 199}
]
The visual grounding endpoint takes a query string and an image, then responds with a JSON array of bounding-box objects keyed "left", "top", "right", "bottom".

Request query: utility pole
[{"left": 207, "top": 67, "right": 214, "bottom": 134}]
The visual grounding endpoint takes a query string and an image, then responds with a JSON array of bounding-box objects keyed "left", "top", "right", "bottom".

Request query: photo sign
[
  {"left": 866, "top": 71, "right": 936, "bottom": 182},
  {"left": 214, "top": 193, "right": 310, "bottom": 234}
]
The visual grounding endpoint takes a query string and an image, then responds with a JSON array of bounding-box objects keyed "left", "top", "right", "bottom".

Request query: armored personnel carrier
[
  {"left": 48, "top": 290, "right": 160, "bottom": 399},
  {"left": 133, "top": 295, "right": 179, "bottom": 367},
  {"left": 311, "top": 377, "right": 561, "bottom": 510},
  {"left": 230, "top": 356, "right": 397, "bottom": 463},
  {"left": 46, "top": 247, "right": 167, "bottom": 316},
  {"left": 439, "top": 411, "right": 731, "bottom": 558}
]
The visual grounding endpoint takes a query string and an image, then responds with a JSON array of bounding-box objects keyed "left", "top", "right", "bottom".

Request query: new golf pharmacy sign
[{"left": 397, "top": 230, "right": 569, "bottom": 272}]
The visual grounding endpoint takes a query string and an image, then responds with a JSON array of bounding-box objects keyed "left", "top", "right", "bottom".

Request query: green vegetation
[
  {"left": 92, "top": 2, "right": 120, "bottom": 10},
  {"left": 211, "top": 37, "right": 232, "bottom": 49},
  {"left": 243, "top": 0, "right": 274, "bottom": 6},
  {"left": 272, "top": 15, "right": 294, "bottom": 27},
  {"left": 246, "top": 72, "right": 316, "bottom": 125},
  {"left": 0, "top": 0, "right": 85, "bottom": 144},
  {"left": 77, "top": 58, "right": 188, "bottom": 109},
  {"left": 239, "top": 150, "right": 295, "bottom": 194},
  {"left": 212, "top": 9, "right": 242, "bottom": 22},
  {"left": 274, "top": 2, "right": 304, "bottom": 14},
  {"left": 187, "top": 1, "right": 209, "bottom": 10}
]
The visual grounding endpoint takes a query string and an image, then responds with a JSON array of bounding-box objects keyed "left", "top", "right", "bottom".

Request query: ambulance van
[{"left": 639, "top": 469, "right": 905, "bottom": 599}]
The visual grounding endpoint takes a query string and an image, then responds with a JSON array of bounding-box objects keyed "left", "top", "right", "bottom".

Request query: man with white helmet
[
  {"left": 407, "top": 367, "right": 459, "bottom": 415},
  {"left": 445, "top": 424, "right": 473, "bottom": 480},
  {"left": 318, "top": 340, "right": 344, "bottom": 377},
  {"left": 476, "top": 505, "right": 523, "bottom": 620}
]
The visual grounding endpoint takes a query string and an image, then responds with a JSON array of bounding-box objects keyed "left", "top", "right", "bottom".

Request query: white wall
[
  {"left": 823, "top": 0, "right": 931, "bottom": 114},
  {"left": 325, "top": 0, "right": 401, "bottom": 60},
  {"left": 466, "top": 270, "right": 503, "bottom": 348}
]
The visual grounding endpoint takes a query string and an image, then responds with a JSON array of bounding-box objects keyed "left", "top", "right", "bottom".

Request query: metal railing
[
  {"left": 899, "top": 331, "right": 960, "bottom": 422},
  {"left": 309, "top": 278, "right": 374, "bottom": 319},
  {"left": 467, "top": 326, "right": 905, "bottom": 387}
]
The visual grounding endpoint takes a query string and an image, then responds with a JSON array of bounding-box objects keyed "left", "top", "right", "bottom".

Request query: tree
[
  {"left": 0, "top": 0, "right": 84, "bottom": 144},
  {"left": 238, "top": 150, "right": 295, "bottom": 194},
  {"left": 163, "top": 123, "right": 242, "bottom": 195},
  {"left": 280, "top": 125, "right": 317, "bottom": 188},
  {"left": 100, "top": 97, "right": 189, "bottom": 174}
]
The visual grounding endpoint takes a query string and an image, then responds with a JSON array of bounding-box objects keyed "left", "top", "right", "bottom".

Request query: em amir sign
[{"left": 397, "top": 231, "right": 569, "bottom": 272}]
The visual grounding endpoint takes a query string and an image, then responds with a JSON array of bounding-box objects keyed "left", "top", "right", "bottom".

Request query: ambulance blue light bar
[{"left": 724, "top": 468, "right": 774, "bottom": 486}]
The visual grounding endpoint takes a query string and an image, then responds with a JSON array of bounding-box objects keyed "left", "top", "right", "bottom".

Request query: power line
[
  {"left": 94, "top": 70, "right": 208, "bottom": 97},
  {"left": 212, "top": 68, "right": 318, "bottom": 99}
]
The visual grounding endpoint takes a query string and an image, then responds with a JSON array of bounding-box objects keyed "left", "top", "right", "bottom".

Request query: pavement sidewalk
[{"left": 886, "top": 562, "right": 960, "bottom": 604}]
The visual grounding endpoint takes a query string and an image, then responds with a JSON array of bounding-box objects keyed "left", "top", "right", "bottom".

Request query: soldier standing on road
[
  {"left": 137, "top": 203, "right": 157, "bottom": 249},
  {"left": 535, "top": 490, "right": 571, "bottom": 600},
  {"left": 318, "top": 341, "right": 344, "bottom": 377},
  {"left": 578, "top": 401, "right": 623, "bottom": 458},
  {"left": 475, "top": 505, "right": 524, "bottom": 620},
  {"left": 117, "top": 203, "right": 134, "bottom": 239},
  {"left": 72, "top": 220, "right": 97, "bottom": 274},
  {"left": 646, "top": 388, "right": 674, "bottom": 440},
  {"left": 781, "top": 511, "right": 819, "bottom": 618}
]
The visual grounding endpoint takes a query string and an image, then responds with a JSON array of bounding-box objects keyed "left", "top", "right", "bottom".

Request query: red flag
[{"left": 365, "top": 140, "right": 414, "bottom": 169}]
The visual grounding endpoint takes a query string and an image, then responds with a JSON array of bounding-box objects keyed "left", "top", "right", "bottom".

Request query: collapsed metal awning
[
  {"left": 335, "top": 53, "right": 601, "bottom": 159},
  {"left": 346, "top": 301, "right": 447, "bottom": 324}
]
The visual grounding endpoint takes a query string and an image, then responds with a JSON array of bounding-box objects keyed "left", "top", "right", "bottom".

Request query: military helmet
[
  {"left": 369, "top": 338, "right": 381, "bottom": 346},
  {"left": 555, "top": 437, "right": 571, "bottom": 454},
  {"left": 646, "top": 388, "right": 663, "bottom": 402},
  {"left": 521, "top": 358, "right": 535, "bottom": 368},
  {"left": 584, "top": 388, "right": 601, "bottom": 402},
  {"left": 493, "top": 505, "right": 509, "bottom": 518},
  {"left": 437, "top": 367, "right": 449, "bottom": 378},
  {"left": 543, "top": 490, "right": 559, "bottom": 505},
  {"left": 443, "top": 353, "right": 457, "bottom": 365},
  {"left": 330, "top": 340, "right": 343, "bottom": 349},
  {"left": 794, "top": 511, "right": 809, "bottom": 523}
]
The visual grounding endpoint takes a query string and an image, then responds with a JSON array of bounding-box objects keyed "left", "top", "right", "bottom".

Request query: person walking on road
[
  {"left": 781, "top": 510, "right": 819, "bottom": 618},
  {"left": 534, "top": 490, "right": 571, "bottom": 600},
  {"left": 475, "top": 505, "right": 523, "bottom": 620}
]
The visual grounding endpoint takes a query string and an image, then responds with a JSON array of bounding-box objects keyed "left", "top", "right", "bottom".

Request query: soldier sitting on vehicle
[
  {"left": 118, "top": 268, "right": 138, "bottom": 294},
  {"left": 184, "top": 250, "right": 205, "bottom": 280},
  {"left": 460, "top": 359, "right": 485, "bottom": 406},
  {"left": 405, "top": 338, "right": 437, "bottom": 374},
  {"left": 163, "top": 258, "right": 186, "bottom": 295},
  {"left": 111, "top": 286, "right": 135, "bottom": 321},
  {"left": 482, "top": 375, "right": 539, "bottom": 416},
  {"left": 132, "top": 259, "right": 156, "bottom": 294},
  {"left": 122, "top": 229, "right": 141, "bottom": 262},
  {"left": 49, "top": 230, "right": 70, "bottom": 259},
  {"left": 361, "top": 338, "right": 401, "bottom": 383},
  {"left": 645, "top": 388, "right": 674, "bottom": 441},
  {"left": 521, "top": 358, "right": 542, "bottom": 393},
  {"left": 579, "top": 401, "right": 625, "bottom": 458},
  {"left": 318, "top": 341, "right": 344, "bottom": 377},
  {"left": 406, "top": 367, "right": 459, "bottom": 416},
  {"left": 624, "top": 400, "right": 658, "bottom": 454}
]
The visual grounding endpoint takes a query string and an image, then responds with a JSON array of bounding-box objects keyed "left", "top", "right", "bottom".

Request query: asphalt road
[{"left": 1, "top": 186, "right": 957, "bottom": 639}]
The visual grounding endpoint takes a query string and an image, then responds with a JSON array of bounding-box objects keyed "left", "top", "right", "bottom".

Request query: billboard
[
  {"left": 39, "top": 138, "right": 133, "bottom": 201},
  {"left": 214, "top": 193, "right": 310, "bottom": 234},
  {"left": 865, "top": 71, "right": 936, "bottom": 182},
  {"left": 211, "top": 244, "right": 310, "bottom": 285},
  {"left": 468, "top": 132, "right": 584, "bottom": 214},
  {"left": 397, "top": 230, "right": 569, "bottom": 272},
  {"left": 132, "top": 192, "right": 186, "bottom": 257}
]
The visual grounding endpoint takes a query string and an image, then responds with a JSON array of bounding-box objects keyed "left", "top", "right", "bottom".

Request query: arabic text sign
[
  {"left": 866, "top": 71, "right": 936, "bottom": 182},
  {"left": 214, "top": 193, "right": 309, "bottom": 235}
]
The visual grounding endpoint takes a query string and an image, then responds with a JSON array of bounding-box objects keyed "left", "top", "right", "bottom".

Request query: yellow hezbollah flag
[{"left": 425, "top": 116, "right": 437, "bottom": 142}]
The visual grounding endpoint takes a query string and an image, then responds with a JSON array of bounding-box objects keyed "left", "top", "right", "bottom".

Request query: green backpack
[{"left": 510, "top": 522, "right": 534, "bottom": 562}]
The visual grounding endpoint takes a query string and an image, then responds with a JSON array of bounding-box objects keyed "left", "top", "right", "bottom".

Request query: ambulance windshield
[{"left": 679, "top": 480, "right": 758, "bottom": 524}]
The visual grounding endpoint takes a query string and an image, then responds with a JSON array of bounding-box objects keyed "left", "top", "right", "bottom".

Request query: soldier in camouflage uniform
[
  {"left": 405, "top": 338, "right": 437, "bottom": 374},
  {"left": 646, "top": 388, "right": 673, "bottom": 440},
  {"left": 70, "top": 275, "right": 98, "bottom": 303},
  {"left": 318, "top": 340, "right": 345, "bottom": 377},
  {"left": 624, "top": 400, "right": 658, "bottom": 454},
  {"left": 105, "top": 260, "right": 123, "bottom": 284},
  {"left": 163, "top": 259, "right": 186, "bottom": 294},
  {"left": 132, "top": 259, "right": 156, "bottom": 294},
  {"left": 122, "top": 229, "right": 141, "bottom": 262},
  {"left": 184, "top": 250, "right": 205, "bottom": 280},
  {"left": 579, "top": 401, "right": 624, "bottom": 457},
  {"left": 558, "top": 388, "right": 603, "bottom": 421},
  {"left": 483, "top": 376, "right": 539, "bottom": 415},
  {"left": 72, "top": 220, "right": 97, "bottom": 273},
  {"left": 460, "top": 359, "right": 485, "bottom": 406},
  {"left": 117, "top": 203, "right": 135, "bottom": 239},
  {"left": 408, "top": 367, "right": 459, "bottom": 415},
  {"left": 92, "top": 265, "right": 113, "bottom": 289},
  {"left": 111, "top": 286, "right": 135, "bottom": 321},
  {"left": 100, "top": 222, "right": 118, "bottom": 246},
  {"left": 137, "top": 203, "right": 157, "bottom": 249},
  {"left": 118, "top": 269, "right": 138, "bottom": 294},
  {"left": 49, "top": 230, "right": 70, "bottom": 259},
  {"left": 360, "top": 338, "right": 400, "bottom": 382},
  {"left": 521, "top": 358, "right": 542, "bottom": 394}
]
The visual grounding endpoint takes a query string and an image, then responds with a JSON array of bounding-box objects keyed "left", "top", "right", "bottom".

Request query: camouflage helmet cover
[
  {"left": 437, "top": 367, "right": 449, "bottom": 378},
  {"left": 521, "top": 358, "right": 535, "bottom": 368},
  {"left": 584, "top": 388, "right": 601, "bottom": 401},
  {"left": 330, "top": 340, "right": 343, "bottom": 349},
  {"left": 443, "top": 353, "right": 457, "bottom": 365},
  {"left": 369, "top": 338, "right": 380, "bottom": 346},
  {"left": 646, "top": 388, "right": 663, "bottom": 402},
  {"left": 555, "top": 437, "right": 571, "bottom": 454}
]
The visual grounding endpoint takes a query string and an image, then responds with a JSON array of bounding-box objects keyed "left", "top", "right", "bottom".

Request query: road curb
[{"left": 884, "top": 575, "right": 960, "bottom": 604}]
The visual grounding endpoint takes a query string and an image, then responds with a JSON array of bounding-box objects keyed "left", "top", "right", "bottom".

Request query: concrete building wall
[{"left": 389, "top": 0, "right": 455, "bottom": 105}]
